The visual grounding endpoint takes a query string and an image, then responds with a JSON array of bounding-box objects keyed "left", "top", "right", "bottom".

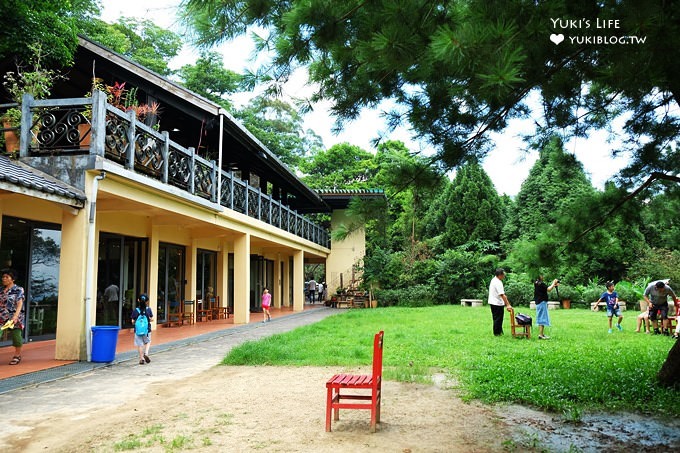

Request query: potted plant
[
  {"left": 2, "top": 43, "right": 63, "bottom": 154},
  {"left": 1, "top": 107, "right": 21, "bottom": 153},
  {"left": 556, "top": 283, "right": 578, "bottom": 309}
]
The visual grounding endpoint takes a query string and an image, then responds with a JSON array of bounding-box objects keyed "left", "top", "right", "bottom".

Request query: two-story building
[{"left": 0, "top": 37, "right": 373, "bottom": 361}]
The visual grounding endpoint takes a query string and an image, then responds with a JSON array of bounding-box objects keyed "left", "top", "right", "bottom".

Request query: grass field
[{"left": 222, "top": 305, "right": 680, "bottom": 417}]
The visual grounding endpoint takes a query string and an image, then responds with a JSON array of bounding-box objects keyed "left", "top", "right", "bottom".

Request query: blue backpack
[{"left": 134, "top": 308, "right": 149, "bottom": 336}]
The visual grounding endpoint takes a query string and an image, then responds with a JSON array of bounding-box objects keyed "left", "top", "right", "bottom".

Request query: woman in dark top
[{"left": 534, "top": 276, "right": 559, "bottom": 340}]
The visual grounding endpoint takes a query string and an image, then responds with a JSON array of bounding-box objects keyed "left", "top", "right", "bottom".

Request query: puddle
[{"left": 499, "top": 404, "right": 680, "bottom": 452}]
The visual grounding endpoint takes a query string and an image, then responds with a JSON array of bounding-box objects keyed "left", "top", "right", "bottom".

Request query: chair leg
[
  {"left": 370, "top": 399, "right": 377, "bottom": 433},
  {"left": 325, "top": 387, "right": 333, "bottom": 432}
]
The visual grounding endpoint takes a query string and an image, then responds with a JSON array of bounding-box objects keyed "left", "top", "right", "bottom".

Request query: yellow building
[{"left": 0, "top": 37, "right": 376, "bottom": 361}]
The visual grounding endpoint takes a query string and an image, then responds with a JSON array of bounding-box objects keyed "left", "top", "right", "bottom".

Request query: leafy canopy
[{"left": 179, "top": 0, "right": 680, "bottom": 178}]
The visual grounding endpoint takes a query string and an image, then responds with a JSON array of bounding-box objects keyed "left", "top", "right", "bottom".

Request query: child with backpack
[{"left": 131, "top": 293, "right": 153, "bottom": 365}]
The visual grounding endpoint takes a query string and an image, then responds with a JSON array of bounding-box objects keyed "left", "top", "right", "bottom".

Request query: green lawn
[{"left": 222, "top": 305, "right": 679, "bottom": 416}]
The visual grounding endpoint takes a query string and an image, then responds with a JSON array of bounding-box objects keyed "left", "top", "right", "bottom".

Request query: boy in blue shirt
[{"left": 594, "top": 281, "right": 622, "bottom": 333}]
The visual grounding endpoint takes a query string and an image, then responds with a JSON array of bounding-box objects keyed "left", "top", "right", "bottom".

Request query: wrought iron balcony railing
[{"left": 11, "top": 91, "right": 329, "bottom": 247}]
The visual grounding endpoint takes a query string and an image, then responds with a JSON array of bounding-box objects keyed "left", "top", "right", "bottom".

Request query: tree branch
[{"left": 562, "top": 172, "right": 680, "bottom": 250}]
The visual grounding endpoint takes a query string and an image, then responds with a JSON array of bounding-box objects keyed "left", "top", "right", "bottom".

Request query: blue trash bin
[{"left": 91, "top": 325, "right": 120, "bottom": 362}]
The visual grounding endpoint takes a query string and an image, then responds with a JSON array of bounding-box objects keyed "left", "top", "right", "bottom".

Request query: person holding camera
[{"left": 534, "top": 276, "right": 559, "bottom": 340}]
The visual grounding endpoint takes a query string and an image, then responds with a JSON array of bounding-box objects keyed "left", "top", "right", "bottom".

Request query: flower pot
[
  {"left": 562, "top": 299, "right": 571, "bottom": 309},
  {"left": 3, "top": 121, "right": 19, "bottom": 153}
]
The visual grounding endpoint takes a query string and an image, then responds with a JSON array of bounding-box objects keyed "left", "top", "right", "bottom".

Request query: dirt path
[
  {"left": 2, "top": 307, "right": 679, "bottom": 452},
  {"left": 7, "top": 365, "right": 509, "bottom": 452}
]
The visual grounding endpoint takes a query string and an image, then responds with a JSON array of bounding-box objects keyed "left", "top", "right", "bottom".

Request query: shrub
[
  {"left": 374, "top": 285, "right": 435, "bottom": 307},
  {"left": 503, "top": 273, "right": 534, "bottom": 306}
]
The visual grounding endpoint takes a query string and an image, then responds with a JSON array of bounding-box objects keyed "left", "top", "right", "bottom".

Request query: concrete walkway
[{"left": 0, "top": 307, "right": 339, "bottom": 440}]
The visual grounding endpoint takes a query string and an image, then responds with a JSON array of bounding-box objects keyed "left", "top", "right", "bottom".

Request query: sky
[{"left": 99, "top": 0, "right": 631, "bottom": 196}]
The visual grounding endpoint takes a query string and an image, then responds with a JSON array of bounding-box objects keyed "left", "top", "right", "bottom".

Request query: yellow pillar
[
  {"left": 233, "top": 232, "right": 250, "bottom": 324},
  {"left": 293, "top": 250, "right": 304, "bottom": 312},
  {"left": 217, "top": 239, "right": 227, "bottom": 309},
  {"left": 282, "top": 255, "right": 290, "bottom": 307},
  {"left": 56, "top": 205, "right": 89, "bottom": 360},
  {"left": 187, "top": 239, "right": 197, "bottom": 303},
  {"left": 273, "top": 253, "right": 282, "bottom": 308},
  {"left": 148, "top": 225, "right": 160, "bottom": 331}
]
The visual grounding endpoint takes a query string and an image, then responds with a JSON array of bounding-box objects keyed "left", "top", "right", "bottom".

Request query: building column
[
  {"left": 187, "top": 239, "right": 198, "bottom": 303},
  {"left": 55, "top": 205, "right": 89, "bottom": 360},
  {"left": 233, "top": 232, "right": 250, "bottom": 324},
  {"left": 282, "top": 255, "right": 291, "bottom": 307},
  {"left": 148, "top": 224, "right": 160, "bottom": 331},
  {"left": 218, "top": 238, "right": 229, "bottom": 311},
  {"left": 273, "top": 253, "right": 282, "bottom": 308},
  {"left": 293, "top": 250, "right": 304, "bottom": 312}
]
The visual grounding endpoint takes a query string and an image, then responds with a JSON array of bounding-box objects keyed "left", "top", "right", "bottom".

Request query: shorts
[
  {"left": 10, "top": 328, "right": 22, "bottom": 348},
  {"left": 606, "top": 306, "right": 622, "bottom": 318},
  {"left": 649, "top": 305, "right": 668, "bottom": 321},
  {"left": 262, "top": 304, "right": 270, "bottom": 310},
  {"left": 134, "top": 334, "right": 150, "bottom": 347}
]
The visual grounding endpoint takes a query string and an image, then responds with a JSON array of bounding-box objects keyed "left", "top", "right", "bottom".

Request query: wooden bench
[
  {"left": 461, "top": 299, "right": 483, "bottom": 307},
  {"left": 510, "top": 308, "right": 531, "bottom": 339},
  {"left": 591, "top": 301, "right": 627, "bottom": 311},
  {"left": 326, "top": 330, "right": 384, "bottom": 433}
]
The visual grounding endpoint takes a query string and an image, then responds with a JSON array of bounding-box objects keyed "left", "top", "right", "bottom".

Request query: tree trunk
[{"left": 658, "top": 338, "right": 680, "bottom": 387}]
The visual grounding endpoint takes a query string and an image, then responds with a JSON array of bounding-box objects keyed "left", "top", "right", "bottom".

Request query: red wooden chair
[{"left": 325, "top": 330, "right": 384, "bottom": 433}]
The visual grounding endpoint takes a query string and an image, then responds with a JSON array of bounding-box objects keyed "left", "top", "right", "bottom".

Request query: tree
[
  {"left": 176, "top": 51, "right": 243, "bottom": 108},
  {"left": 84, "top": 17, "right": 182, "bottom": 76},
  {"left": 235, "top": 96, "right": 323, "bottom": 169},
  {"left": 372, "top": 141, "right": 445, "bottom": 248},
  {"left": 503, "top": 138, "right": 648, "bottom": 283},
  {"left": 299, "top": 143, "right": 376, "bottom": 190},
  {"left": 424, "top": 160, "right": 503, "bottom": 251},
  {"left": 179, "top": 0, "right": 680, "bottom": 179},
  {"left": 0, "top": 0, "right": 100, "bottom": 66},
  {"left": 503, "top": 136, "right": 595, "bottom": 243}
]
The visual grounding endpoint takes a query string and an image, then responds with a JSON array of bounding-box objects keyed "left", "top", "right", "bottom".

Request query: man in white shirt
[{"left": 488, "top": 268, "right": 513, "bottom": 336}]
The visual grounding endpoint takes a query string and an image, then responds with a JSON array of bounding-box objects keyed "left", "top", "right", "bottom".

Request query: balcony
[{"left": 5, "top": 91, "right": 329, "bottom": 247}]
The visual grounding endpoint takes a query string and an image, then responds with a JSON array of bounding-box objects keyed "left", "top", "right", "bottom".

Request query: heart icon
[{"left": 550, "top": 33, "right": 565, "bottom": 45}]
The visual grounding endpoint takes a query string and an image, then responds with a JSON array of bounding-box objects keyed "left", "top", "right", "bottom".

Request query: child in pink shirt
[{"left": 261, "top": 288, "right": 271, "bottom": 323}]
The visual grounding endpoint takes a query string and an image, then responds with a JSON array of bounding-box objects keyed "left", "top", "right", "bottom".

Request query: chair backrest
[
  {"left": 372, "top": 331, "right": 384, "bottom": 386},
  {"left": 509, "top": 308, "right": 516, "bottom": 327},
  {"left": 209, "top": 297, "right": 217, "bottom": 309}
]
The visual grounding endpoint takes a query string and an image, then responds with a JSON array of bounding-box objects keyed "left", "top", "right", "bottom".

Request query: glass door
[
  {"left": 196, "top": 249, "right": 217, "bottom": 302},
  {"left": 27, "top": 228, "right": 61, "bottom": 340},
  {"left": 0, "top": 216, "right": 61, "bottom": 343},
  {"left": 157, "top": 243, "right": 184, "bottom": 323},
  {"left": 96, "top": 234, "right": 148, "bottom": 328}
]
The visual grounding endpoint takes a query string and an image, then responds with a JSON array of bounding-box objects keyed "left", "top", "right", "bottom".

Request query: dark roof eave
[{"left": 79, "top": 35, "right": 325, "bottom": 208}]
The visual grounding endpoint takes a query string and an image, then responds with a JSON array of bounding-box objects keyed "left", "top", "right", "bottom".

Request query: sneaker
[
  {"left": 538, "top": 335, "right": 550, "bottom": 340},
  {"left": 608, "top": 329, "right": 613, "bottom": 334},
  {"left": 139, "top": 359, "right": 145, "bottom": 365},
  {"left": 144, "top": 354, "right": 150, "bottom": 363},
  {"left": 616, "top": 324, "right": 623, "bottom": 332}
]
